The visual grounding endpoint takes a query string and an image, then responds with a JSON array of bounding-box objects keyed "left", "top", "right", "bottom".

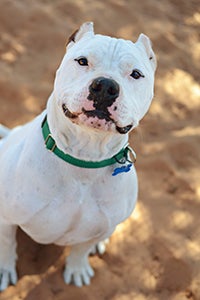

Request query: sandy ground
[{"left": 0, "top": 0, "right": 200, "bottom": 299}]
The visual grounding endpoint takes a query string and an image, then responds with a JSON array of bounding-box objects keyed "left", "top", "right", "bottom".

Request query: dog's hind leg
[{"left": 0, "top": 222, "right": 18, "bottom": 291}]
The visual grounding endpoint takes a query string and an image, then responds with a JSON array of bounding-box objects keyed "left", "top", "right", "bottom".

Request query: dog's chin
[{"left": 62, "top": 104, "right": 133, "bottom": 134}]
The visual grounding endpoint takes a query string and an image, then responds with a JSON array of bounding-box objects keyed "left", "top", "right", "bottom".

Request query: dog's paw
[
  {"left": 0, "top": 268, "right": 17, "bottom": 291},
  {"left": 90, "top": 239, "right": 109, "bottom": 256},
  {"left": 63, "top": 258, "right": 94, "bottom": 287}
]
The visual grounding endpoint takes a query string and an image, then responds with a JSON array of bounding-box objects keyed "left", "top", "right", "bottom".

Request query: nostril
[
  {"left": 108, "top": 86, "right": 117, "bottom": 95},
  {"left": 107, "top": 81, "right": 119, "bottom": 98},
  {"left": 91, "top": 80, "right": 102, "bottom": 92}
]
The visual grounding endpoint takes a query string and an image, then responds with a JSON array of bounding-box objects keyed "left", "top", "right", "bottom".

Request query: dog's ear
[
  {"left": 136, "top": 34, "right": 157, "bottom": 71},
  {"left": 66, "top": 22, "right": 94, "bottom": 48},
  {"left": 67, "top": 29, "right": 79, "bottom": 44}
]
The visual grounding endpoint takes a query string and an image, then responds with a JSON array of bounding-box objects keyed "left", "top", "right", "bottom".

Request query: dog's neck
[{"left": 46, "top": 93, "right": 128, "bottom": 161}]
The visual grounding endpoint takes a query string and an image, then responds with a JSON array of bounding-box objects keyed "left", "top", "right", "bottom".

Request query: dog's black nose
[{"left": 88, "top": 77, "right": 120, "bottom": 109}]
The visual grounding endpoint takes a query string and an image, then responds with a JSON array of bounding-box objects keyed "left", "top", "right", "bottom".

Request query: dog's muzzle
[
  {"left": 86, "top": 77, "right": 133, "bottom": 134},
  {"left": 62, "top": 77, "right": 133, "bottom": 134}
]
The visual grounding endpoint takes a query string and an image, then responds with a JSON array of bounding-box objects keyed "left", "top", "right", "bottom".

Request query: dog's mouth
[
  {"left": 62, "top": 104, "right": 78, "bottom": 119},
  {"left": 82, "top": 107, "right": 113, "bottom": 122},
  {"left": 62, "top": 104, "right": 133, "bottom": 134}
]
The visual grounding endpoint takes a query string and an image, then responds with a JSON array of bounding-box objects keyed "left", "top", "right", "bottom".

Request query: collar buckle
[{"left": 45, "top": 134, "right": 56, "bottom": 152}]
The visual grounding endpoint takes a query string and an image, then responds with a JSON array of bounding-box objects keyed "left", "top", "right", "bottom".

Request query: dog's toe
[
  {"left": 63, "top": 259, "right": 94, "bottom": 287},
  {"left": 0, "top": 268, "right": 17, "bottom": 291}
]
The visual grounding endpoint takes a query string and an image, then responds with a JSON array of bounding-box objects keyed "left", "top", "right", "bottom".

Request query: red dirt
[{"left": 0, "top": 1, "right": 199, "bottom": 299}]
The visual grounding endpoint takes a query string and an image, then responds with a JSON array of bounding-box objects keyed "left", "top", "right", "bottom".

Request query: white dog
[{"left": 0, "top": 22, "right": 156, "bottom": 290}]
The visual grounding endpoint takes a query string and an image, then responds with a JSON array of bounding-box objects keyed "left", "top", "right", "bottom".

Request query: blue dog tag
[{"left": 112, "top": 163, "right": 132, "bottom": 176}]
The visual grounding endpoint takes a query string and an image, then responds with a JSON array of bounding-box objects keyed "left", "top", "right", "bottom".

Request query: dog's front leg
[
  {"left": 63, "top": 242, "right": 96, "bottom": 287},
  {"left": 0, "top": 222, "right": 17, "bottom": 291}
]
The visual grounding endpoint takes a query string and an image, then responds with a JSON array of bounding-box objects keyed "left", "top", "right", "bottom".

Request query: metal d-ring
[
  {"left": 126, "top": 145, "right": 137, "bottom": 163},
  {"left": 114, "top": 144, "right": 136, "bottom": 165}
]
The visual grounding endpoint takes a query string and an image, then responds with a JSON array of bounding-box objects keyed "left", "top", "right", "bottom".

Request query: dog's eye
[
  {"left": 75, "top": 57, "right": 88, "bottom": 66},
  {"left": 130, "top": 69, "right": 145, "bottom": 79}
]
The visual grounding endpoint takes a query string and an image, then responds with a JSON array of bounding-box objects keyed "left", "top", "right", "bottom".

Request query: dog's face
[{"left": 54, "top": 22, "right": 156, "bottom": 135}]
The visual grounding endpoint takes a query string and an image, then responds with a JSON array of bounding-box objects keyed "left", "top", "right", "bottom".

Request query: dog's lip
[
  {"left": 62, "top": 104, "right": 78, "bottom": 119},
  {"left": 82, "top": 108, "right": 114, "bottom": 122},
  {"left": 116, "top": 124, "right": 133, "bottom": 134},
  {"left": 82, "top": 108, "right": 133, "bottom": 134},
  {"left": 62, "top": 105, "right": 133, "bottom": 134}
]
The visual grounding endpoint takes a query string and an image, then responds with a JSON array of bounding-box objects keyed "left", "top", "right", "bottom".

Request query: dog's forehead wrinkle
[
  {"left": 99, "top": 38, "right": 136, "bottom": 66},
  {"left": 75, "top": 35, "right": 135, "bottom": 64},
  {"left": 67, "top": 36, "right": 142, "bottom": 77}
]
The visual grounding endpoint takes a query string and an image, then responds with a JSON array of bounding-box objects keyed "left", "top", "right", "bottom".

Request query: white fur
[
  {"left": 0, "top": 22, "right": 156, "bottom": 290},
  {"left": 0, "top": 124, "right": 10, "bottom": 139}
]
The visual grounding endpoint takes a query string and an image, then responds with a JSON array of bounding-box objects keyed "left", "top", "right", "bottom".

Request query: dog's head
[{"left": 54, "top": 22, "right": 156, "bottom": 135}]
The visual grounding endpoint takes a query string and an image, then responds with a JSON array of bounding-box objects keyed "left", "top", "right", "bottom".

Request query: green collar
[{"left": 41, "top": 115, "right": 135, "bottom": 169}]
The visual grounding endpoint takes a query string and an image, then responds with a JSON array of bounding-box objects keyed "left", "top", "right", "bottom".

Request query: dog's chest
[{"left": 19, "top": 173, "right": 134, "bottom": 245}]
